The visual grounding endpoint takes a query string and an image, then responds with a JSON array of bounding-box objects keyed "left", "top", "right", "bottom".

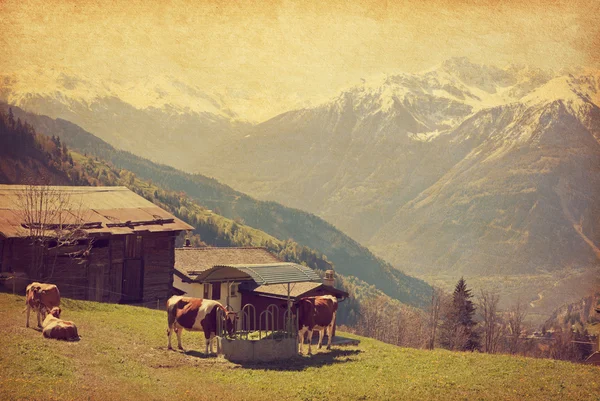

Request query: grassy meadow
[{"left": 0, "top": 293, "right": 598, "bottom": 401}]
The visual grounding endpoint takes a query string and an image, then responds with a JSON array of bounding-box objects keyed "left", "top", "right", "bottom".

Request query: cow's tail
[{"left": 166, "top": 296, "right": 179, "bottom": 329}]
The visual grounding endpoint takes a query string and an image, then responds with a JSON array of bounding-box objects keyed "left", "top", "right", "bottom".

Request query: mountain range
[
  {"left": 2, "top": 57, "right": 599, "bottom": 319},
  {"left": 0, "top": 70, "right": 249, "bottom": 169},
  {"left": 199, "top": 58, "right": 600, "bottom": 279}
]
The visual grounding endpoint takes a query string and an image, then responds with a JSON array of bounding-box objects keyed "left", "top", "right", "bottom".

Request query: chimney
[{"left": 323, "top": 270, "right": 335, "bottom": 287}]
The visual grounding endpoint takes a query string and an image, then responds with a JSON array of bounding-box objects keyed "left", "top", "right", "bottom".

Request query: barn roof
[
  {"left": 192, "top": 263, "right": 322, "bottom": 285},
  {"left": 0, "top": 185, "right": 192, "bottom": 238},
  {"left": 175, "top": 247, "right": 280, "bottom": 280}
]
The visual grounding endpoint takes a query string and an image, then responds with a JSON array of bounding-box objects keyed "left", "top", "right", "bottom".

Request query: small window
[
  {"left": 230, "top": 283, "right": 237, "bottom": 298},
  {"left": 203, "top": 283, "right": 210, "bottom": 299},
  {"left": 212, "top": 282, "right": 221, "bottom": 301},
  {"left": 93, "top": 239, "right": 110, "bottom": 248}
]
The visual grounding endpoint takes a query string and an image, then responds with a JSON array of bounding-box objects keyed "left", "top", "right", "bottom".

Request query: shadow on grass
[
  {"left": 183, "top": 350, "right": 215, "bottom": 359},
  {"left": 235, "top": 349, "right": 362, "bottom": 371}
]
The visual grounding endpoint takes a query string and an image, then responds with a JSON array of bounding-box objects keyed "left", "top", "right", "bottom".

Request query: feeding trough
[{"left": 217, "top": 303, "right": 298, "bottom": 362}]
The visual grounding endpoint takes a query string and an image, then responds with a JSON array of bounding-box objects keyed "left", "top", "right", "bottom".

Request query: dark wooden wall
[
  {"left": 108, "top": 236, "right": 124, "bottom": 303},
  {"left": 141, "top": 233, "right": 175, "bottom": 304},
  {"left": 0, "top": 232, "right": 178, "bottom": 305}
]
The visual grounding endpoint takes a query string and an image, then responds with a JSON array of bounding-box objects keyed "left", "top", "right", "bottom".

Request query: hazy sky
[{"left": 1, "top": 0, "right": 599, "bottom": 121}]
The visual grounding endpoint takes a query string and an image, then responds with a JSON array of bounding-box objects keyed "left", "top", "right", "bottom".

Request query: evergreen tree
[
  {"left": 7, "top": 108, "right": 15, "bottom": 128},
  {"left": 440, "top": 277, "right": 480, "bottom": 351}
]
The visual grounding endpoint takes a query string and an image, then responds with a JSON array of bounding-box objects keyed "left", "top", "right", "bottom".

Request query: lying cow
[
  {"left": 42, "top": 307, "right": 80, "bottom": 341},
  {"left": 25, "top": 282, "right": 60, "bottom": 328},
  {"left": 166, "top": 296, "right": 236, "bottom": 355},
  {"left": 296, "top": 295, "right": 338, "bottom": 355}
]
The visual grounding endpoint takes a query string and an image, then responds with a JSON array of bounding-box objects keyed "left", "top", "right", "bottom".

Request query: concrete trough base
[{"left": 217, "top": 337, "right": 298, "bottom": 363}]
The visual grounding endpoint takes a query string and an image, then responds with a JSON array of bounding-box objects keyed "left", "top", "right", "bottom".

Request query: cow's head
[
  {"left": 49, "top": 306, "right": 61, "bottom": 318},
  {"left": 279, "top": 300, "right": 297, "bottom": 313},
  {"left": 225, "top": 312, "right": 237, "bottom": 337}
]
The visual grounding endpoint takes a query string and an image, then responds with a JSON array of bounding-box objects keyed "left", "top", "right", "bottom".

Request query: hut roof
[
  {"left": 192, "top": 263, "right": 321, "bottom": 285},
  {"left": 241, "top": 281, "right": 322, "bottom": 298},
  {"left": 238, "top": 281, "right": 349, "bottom": 300},
  {"left": 0, "top": 185, "right": 192, "bottom": 238},
  {"left": 175, "top": 247, "right": 280, "bottom": 280}
]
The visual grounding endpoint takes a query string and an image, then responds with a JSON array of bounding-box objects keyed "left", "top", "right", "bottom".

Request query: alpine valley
[{"left": 2, "top": 57, "right": 599, "bottom": 321}]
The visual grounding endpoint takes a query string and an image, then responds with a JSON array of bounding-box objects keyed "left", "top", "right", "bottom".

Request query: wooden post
[
  {"left": 12, "top": 275, "right": 15, "bottom": 295},
  {"left": 156, "top": 298, "right": 160, "bottom": 310},
  {"left": 287, "top": 282, "right": 291, "bottom": 334}
]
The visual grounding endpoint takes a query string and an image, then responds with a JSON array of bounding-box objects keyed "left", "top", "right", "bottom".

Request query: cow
[
  {"left": 25, "top": 282, "right": 60, "bottom": 328},
  {"left": 166, "top": 296, "right": 236, "bottom": 355},
  {"left": 42, "top": 307, "right": 80, "bottom": 341},
  {"left": 296, "top": 295, "right": 338, "bottom": 355}
]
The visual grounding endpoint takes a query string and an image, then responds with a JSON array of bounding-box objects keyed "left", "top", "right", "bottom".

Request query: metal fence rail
[{"left": 217, "top": 302, "right": 297, "bottom": 341}]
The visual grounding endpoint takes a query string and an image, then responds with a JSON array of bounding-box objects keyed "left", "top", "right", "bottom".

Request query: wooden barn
[
  {"left": 174, "top": 246, "right": 348, "bottom": 333},
  {"left": 0, "top": 185, "right": 192, "bottom": 304}
]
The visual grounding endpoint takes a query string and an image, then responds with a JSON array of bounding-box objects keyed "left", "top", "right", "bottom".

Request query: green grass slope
[
  {"left": 1, "top": 293, "right": 598, "bottom": 401},
  {"left": 0, "top": 103, "right": 431, "bottom": 307}
]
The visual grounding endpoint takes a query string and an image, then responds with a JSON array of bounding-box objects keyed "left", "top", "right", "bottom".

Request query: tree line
[{"left": 344, "top": 276, "right": 596, "bottom": 363}]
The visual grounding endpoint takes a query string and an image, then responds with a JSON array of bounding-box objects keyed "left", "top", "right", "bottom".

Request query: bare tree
[
  {"left": 355, "top": 296, "right": 430, "bottom": 349},
  {"left": 478, "top": 289, "right": 503, "bottom": 353},
  {"left": 506, "top": 299, "right": 527, "bottom": 354},
  {"left": 357, "top": 296, "right": 385, "bottom": 339},
  {"left": 427, "top": 286, "right": 444, "bottom": 349},
  {"left": 16, "top": 185, "right": 94, "bottom": 280}
]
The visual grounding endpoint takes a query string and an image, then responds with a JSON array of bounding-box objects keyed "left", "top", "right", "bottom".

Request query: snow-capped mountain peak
[{"left": 0, "top": 69, "right": 239, "bottom": 119}]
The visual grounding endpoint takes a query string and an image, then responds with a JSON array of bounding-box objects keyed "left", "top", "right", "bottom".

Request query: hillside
[
  {"left": 0, "top": 103, "right": 432, "bottom": 308},
  {"left": 544, "top": 290, "right": 600, "bottom": 335},
  {"left": 0, "top": 108, "right": 429, "bottom": 325},
  {"left": 0, "top": 293, "right": 598, "bottom": 401}
]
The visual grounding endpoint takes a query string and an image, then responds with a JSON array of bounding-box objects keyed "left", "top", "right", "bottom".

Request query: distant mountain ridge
[{"left": 0, "top": 71, "right": 250, "bottom": 170}]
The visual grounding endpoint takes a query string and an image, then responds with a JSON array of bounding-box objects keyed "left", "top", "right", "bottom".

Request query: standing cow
[
  {"left": 166, "top": 296, "right": 236, "bottom": 355},
  {"left": 25, "top": 282, "right": 60, "bottom": 328},
  {"left": 296, "top": 295, "right": 338, "bottom": 355},
  {"left": 42, "top": 307, "right": 80, "bottom": 341}
]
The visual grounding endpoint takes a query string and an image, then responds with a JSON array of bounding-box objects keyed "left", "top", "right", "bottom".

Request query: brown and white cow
[
  {"left": 296, "top": 295, "right": 338, "bottom": 355},
  {"left": 42, "top": 307, "right": 80, "bottom": 341},
  {"left": 25, "top": 282, "right": 60, "bottom": 328},
  {"left": 166, "top": 296, "right": 236, "bottom": 355}
]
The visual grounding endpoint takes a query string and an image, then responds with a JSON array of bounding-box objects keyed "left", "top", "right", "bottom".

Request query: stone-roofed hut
[
  {"left": 0, "top": 185, "right": 192, "bottom": 304},
  {"left": 174, "top": 247, "right": 348, "bottom": 333}
]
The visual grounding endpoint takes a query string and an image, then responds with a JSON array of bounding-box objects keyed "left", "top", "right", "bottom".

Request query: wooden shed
[{"left": 0, "top": 185, "right": 192, "bottom": 304}]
